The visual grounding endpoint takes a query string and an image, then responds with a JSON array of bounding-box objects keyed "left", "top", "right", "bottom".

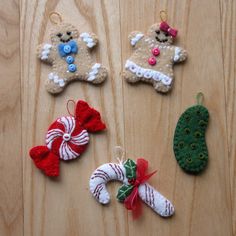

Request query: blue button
[
  {"left": 68, "top": 64, "right": 77, "bottom": 72},
  {"left": 66, "top": 56, "right": 74, "bottom": 64},
  {"left": 63, "top": 45, "right": 71, "bottom": 54}
]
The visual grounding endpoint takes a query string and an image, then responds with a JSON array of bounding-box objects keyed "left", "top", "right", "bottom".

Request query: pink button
[
  {"left": 152, "top": 47, "right": 160, "bottom": 56},
  {"left": 148, "top": 57, "right": 156, "bottom": 66}
]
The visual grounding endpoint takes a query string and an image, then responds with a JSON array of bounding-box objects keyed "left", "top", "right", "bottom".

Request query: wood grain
[
  {"left": 0, "top": 0, "right": 23, "bottom": 236},
  {"left": 0, "top": 0, "right": 234, "bottom": 235}
]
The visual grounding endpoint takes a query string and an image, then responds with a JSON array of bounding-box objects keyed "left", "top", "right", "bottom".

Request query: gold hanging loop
[
  {"left": 160, "top": 10, "right": 168, "bottom": 22},
  {"left": 49, "top": 11, "right": 63, "bottom": 25},
  {"left": 196, "top": 92, "right": 204, "bottom": 105}
]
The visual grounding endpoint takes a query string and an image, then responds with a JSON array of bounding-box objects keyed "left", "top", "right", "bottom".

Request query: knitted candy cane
[{"left": 89, "top": 159, "right": 174, "bottom": 217}]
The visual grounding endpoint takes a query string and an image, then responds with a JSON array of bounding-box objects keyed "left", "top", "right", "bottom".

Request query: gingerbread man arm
[
  {"left": 37, "top": 43, "right": 56, "bottom": 64},
  {"left": 173, "top": 46, "right": 187, "bottom": 63},
  {"left": 80, "top": 32, "right": 98, "bottom": 48},
  {"left": 128, "top": 31, "right": 144, "bottom": 47}
]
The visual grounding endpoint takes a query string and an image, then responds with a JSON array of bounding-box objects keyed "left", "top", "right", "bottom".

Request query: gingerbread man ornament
[
  {"left": 123, "top": 13, "right": 187, "bottom": 93},
  {"left": 37, "top": 13, "right": 108, "bottom": 94}
]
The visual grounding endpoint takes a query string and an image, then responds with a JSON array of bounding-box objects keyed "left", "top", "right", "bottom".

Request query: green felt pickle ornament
[{"left": 173, "top": 93, "right": 209, "bottom": 174}]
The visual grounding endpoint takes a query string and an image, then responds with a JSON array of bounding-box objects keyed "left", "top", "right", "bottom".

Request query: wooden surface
[{"left": 0, "top": 0, "right": 235, "bottom": 235}]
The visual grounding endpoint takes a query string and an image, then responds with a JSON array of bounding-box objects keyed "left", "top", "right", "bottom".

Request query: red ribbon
[
  {"left": 124, "top": 158, "right": 157, "bottom": 219},
  {"left": 160, "top": 21, "right": 178, "bottom": 38}
]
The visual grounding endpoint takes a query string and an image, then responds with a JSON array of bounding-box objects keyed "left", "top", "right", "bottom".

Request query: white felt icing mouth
[{"left": 125, "top": 60, "right": 172, "bottom": 86}]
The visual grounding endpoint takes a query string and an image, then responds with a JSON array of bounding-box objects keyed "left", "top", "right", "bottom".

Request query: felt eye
[
  {"left": 67, "top": 31, "right": 71, "bottom": 35},
  {"left": 190, "top": 143, "right": 197, "bottom": 150},
  {"left": 155, "top": 30, "right": 160, "bottom": 34},
  {"left": 199, "top": 153, "right": 205, "bottom": 160},
  {"left": 178, "top": 141, "right": 184, "bottom": 148},
  {"left": 164, "top": 32, "right": 169, "bottom": 37},
  {"left": 186, "top": 157, "right": 192, "bottom": 163},
  {"left": 184, "top": 128, "right": 190, "bottom": 134},
  {"left": 199, "top": 120, "right": 207, "bottom": 127},
  {"left": 196, "top": 110, "right": 201, "bottom": 115},
  {"left": 185, "top": 115, "right": 190, "bottom": 122},
  {"left": 57, "top": 33, "right": 62, "bottom": 38},
  {"left": 195, "top": 131, "right": 202, "bottom": 138}
]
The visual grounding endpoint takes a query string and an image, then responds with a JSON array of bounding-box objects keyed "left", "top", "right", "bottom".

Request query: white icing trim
[
  {"left": 80, "top": 32, "right": 96, "bottom": 48},
  {"left": 87, "top": 63, "right": 101, "bottom": 81},
  {"left": 89, "top": 161, "right": 175, "bottom": 217},
  {"left": 173, "top": 47, "right": 181, "bottom": 62},
  {"left": 48, "top": 72, "right": 66, "bottom": 87},
  {"left": 41, "top": 44, "right": 52, "bottom": 60},
  {"left": 131, "top": 33, "right": 144, "bottom": 46},
  {"left": 125, "top": 60, "right": 172, "bottom": 86}
]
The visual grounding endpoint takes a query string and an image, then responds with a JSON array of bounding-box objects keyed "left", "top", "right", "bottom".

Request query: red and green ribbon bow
[{"left": 116, "top": 158, "right": 157, "bottom": 219}]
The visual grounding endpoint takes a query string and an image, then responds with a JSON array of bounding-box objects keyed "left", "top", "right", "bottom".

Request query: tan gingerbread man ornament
[
  {"left": 37, "top": 12, "right": 108, "bottom": 94},
  {"left": 123, "top": 12, "right": 187, "bottom": 93}
]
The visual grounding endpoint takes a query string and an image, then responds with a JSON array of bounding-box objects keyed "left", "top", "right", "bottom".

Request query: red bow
[
  {"left": 124, "top": 158, "right": 157, "bottom": 219},
  {"left": 160, "top": 21, "right": 178, "bottom": 38}
]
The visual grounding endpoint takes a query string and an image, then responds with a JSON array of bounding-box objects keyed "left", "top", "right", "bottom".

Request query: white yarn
[
  {"left": 173, "top": 47, "right": 181, "bottom": 62},
  {"left": 87, "top": 63, "right": 101, "bottom": 81},
  {"left": 80, "top": 32, "right": 96, "bottom": 48},
  {"left": 48, "top": 72, "right": 66, "bottom": 87},
  {"left": 41, "top": 44, "right": 52, "bottom": 60},
  {"left": 125, "top": 60, "right": 172, "bottom": 86},
  {"left": 89, "top": 162, "right": 175, "bottom": 217},
  {"left": 131, "top": 33, "right": 144, "bottom": 46}
]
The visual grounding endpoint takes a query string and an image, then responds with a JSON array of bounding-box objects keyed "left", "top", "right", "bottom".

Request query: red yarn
[
  {"left": 29, "top": 100, "right": 106, "bottom": 177},
  {"left": 29, "top": 146, "right": 59, "bottom": 177},
  {"left": 160, "top": 21, "right": 178, "bottom": 38},
  {"left": 75, "top": 100, "right": 106, "bottom": 132}
]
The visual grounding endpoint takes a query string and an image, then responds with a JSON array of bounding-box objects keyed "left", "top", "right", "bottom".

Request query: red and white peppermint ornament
[
  {"left": 29, "top": 100, "right": 106, "bottom": 177},
  {"left": 46, "top": 116, "right": 89, "bottom": 160}
]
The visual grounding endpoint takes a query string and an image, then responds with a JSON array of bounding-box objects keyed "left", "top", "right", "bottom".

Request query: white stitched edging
[
  {"left": 87, "top": 63, "right": 101, "bottom": 81},
  {"left": 80, "top": 32, "right": 96, "bottom": 48},
  {"left": 131, "top": 33, "right": 144, "bottom": 46},
  {"left": 41, "top": 44, "right": 52, "bottom": 60},
  {"left": 48, "top": 72, "right": 66, "bottom": 87},
  {"left": 173, "top": 47, "right": 181, "bottom": 62},
  {"left": 125, "top": 60, "right": 172, "bottom": 86}
]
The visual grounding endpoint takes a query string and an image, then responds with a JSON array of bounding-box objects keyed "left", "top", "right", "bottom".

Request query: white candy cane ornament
[{"left": 90, "top": 158, "right": 174, "bottom": 218}]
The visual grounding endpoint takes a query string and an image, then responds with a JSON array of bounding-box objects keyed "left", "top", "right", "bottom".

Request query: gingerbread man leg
[
  {"left": 45, "top": 72, "right": 67, "bottom": 94},
  {"left": 122, "top": 70, "right": 140, "bottom": 83},
  {"left": 153, "top": 81, "right": 171, "bottom": 93},
  {"left": 86, "top": 63, "right": 108, "bottom": 84}
]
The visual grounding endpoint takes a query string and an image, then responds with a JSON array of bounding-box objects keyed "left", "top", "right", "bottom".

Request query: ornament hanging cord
[
  {"left": 66, "top": 99, "right": 76, "bottom": 117},
  {"left": 160, "top": 10, "right": 167, "bottom": 22},
  {"left": 49, "top": 11, "right": 63, "bottom": 25},
  {"left": 196, "top": 92, "right": 204, "bottom": 105},
  {"left": 114, "top": 146, "right": 125, "bottom": 164}
]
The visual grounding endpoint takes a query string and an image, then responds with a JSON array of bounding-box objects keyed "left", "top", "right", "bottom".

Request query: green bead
[{"left": 173, "top": 104, "right": 209, "bottom": 174}]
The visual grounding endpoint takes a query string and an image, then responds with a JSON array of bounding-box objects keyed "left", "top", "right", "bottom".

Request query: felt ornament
[
  {"left": 123, "top": 11, "right": 187, "bottom": 93},
  {"left": 89, "top": 152, "right": 174, "bottom": 219},
  {"left": 173, "top": 93, "right": 209, "bottom": 174},
  {"left": 37, "top": 12, "right": 108, "bottom": 94},
  {"left": 29, "top": 100, "right": 106, "bottom": 177}
]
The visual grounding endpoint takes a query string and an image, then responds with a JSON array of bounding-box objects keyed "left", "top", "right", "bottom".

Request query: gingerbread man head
[
  {"left": 50, "top": 23, "right": 79, "bottom": 45},
  {"left": 147, "top": 22, "right": 177, "bottom": 45}
]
